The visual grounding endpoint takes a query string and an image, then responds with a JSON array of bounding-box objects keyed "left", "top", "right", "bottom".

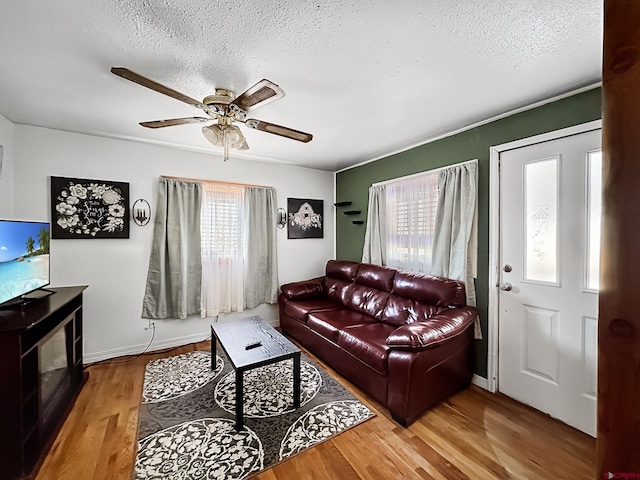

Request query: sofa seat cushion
[
  {"left": 307, "top": 310, "right": 378, "bottom": 343},
  {"left": 284, "top": 299, "right": 345, "bottom": 323},
  {"left": 338, "top": 323, "right": 398, "bottom": 375}
]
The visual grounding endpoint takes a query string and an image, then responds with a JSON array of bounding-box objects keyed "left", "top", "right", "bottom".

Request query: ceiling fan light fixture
[
  {"left": 202, "top": 124, "right": 248, "bottom": 161},
  {"left": 202, "top": 124, "right": 225, "bottom": 147},
  {"left": 225, "top": 125, "right": 245, "bottom": 148}
]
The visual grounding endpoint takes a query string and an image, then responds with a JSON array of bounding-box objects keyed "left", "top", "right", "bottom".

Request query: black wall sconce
[
  {"left": 277, "top": 207, "right": 287, "bottom": 229},
  {"left": 132, "top": 198, "right": 151, "bottom": 226}
]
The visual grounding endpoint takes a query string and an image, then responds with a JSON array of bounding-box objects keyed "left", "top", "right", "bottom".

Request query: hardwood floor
[{"left": 36, "top": 340, "right": 595, "bottom": 480}]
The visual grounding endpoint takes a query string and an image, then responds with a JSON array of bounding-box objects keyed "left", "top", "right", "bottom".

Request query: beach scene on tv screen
[{"left": 0, "top": 222, "right": 50, "bottom": 304}]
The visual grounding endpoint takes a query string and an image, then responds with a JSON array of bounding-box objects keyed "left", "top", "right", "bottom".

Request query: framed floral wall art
[
  {"left": 287, "top": 198, "right": 323, "bottom": 239},
  {"left": 50, "top": 176, "right": 130, "bottom": 239}
]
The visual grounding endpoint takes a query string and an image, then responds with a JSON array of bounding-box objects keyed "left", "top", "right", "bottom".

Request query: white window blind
[
  {"left": 200, "top": 182, "right": 244, "bottom": 259},
  {"left": 385, "top": 171, "right": 439, "bottom": 273}
]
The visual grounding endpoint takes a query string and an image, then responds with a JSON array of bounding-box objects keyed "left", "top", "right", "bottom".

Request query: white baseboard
[
  {"left": 472, "top": 374, "right": 489, "bottom": 390},
  {"left": 83, "top": 331, "right": 211, "bottom": 364}
]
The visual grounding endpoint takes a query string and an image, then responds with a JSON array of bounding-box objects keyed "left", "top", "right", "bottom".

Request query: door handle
[{"left": 499, "top": 282, "right": 513, "bottom": 291}]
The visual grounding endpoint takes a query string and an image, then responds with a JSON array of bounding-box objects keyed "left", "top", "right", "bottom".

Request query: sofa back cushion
[
  {"left": 381, "top": 271, "right": 467, "bottom": 326},
  {"left": 324, "top": 260, "right": 467, "bottom": 324},
  {"left": 356, "top": 263, "right": 396, "bottom": 291},
  {"left": 325, "top": 260, "right": 360, "bottom": 306},
  {"left": 342, "top": 283, "right": 390, "bottom": 319},
  {"left": 326, "top": 260, "right": 360, "bottom": 282},
  {"left": 325, "top": 261, "right": 394, "bottom": 319},
  {"left": 392, "top": 271, "right": 466, "bottom": 307}
]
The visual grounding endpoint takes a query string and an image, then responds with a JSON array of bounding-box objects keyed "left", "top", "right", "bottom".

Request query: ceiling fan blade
[
  {"left": 245, "top": 119, "right": 313, "bottom": 143},
  {"left": 140, "top": 117, "right": 211, "bottom": 129},
  {"left": 231, "top": 80, "right": 285, "bottom": 112},
  {"left": 111, "top": 67, "right": 205, "bottom": 109}
]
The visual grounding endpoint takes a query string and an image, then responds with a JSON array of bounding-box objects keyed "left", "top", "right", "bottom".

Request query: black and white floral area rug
[{"left": 134, "top": 350, "right": 374, "bottom": 480}]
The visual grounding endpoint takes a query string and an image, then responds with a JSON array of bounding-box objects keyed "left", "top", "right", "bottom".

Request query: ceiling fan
[{"left": 110, "top": 67, "right": 313, "bottom": 161}]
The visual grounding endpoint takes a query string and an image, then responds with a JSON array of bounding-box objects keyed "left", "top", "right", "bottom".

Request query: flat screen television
[{"left": 0, "top": 219, "right": 51, "bottom": 307}]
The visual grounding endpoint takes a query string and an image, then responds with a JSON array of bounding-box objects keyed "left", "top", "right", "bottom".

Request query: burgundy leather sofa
[{"left": 278, "top": 260, "right": 477, "bottom": 426}]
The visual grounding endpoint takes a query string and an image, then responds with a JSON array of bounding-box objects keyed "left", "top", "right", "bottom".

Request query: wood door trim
[{"left": 598, "top": 0, "right": 640, "bottom": 473}]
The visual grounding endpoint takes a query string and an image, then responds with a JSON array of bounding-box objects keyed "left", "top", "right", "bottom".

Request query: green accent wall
[{"left": 335, "top": 87, "right": 602, "bottom": 378}]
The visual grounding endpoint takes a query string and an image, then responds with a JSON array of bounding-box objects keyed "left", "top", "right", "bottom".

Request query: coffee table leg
[
  {"left": 293, "top": 354, "right": 301, "bottom": 409},
  {"left": 235, "top": 369, "right": 244, "bottom": 430},
  {"left": 211, "top": 326, "right": 216, "bottom": 370}
]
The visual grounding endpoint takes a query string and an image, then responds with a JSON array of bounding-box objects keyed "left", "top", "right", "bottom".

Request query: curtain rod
[
  {"left": 160, "top": 175, "right": 270, "bottom": 189},
  {"left": 371, "top": 158, "right": 478, "bottom": 187}
]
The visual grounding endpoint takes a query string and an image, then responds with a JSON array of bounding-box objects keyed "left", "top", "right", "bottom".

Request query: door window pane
[
  {"left": 524, "top": 157, "right": 559, "bottom": 284},
  {"left": 586, "top": 151, "right": 602, "bottom": 291}
]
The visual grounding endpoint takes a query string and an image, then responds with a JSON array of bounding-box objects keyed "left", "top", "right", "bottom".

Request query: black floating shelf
[
  {"left": 352, "top": 220, "right": 364, "bottom": 225},
  {"left": 334, "top": 201, "right": 352, "bottom": 207},
  {"left": 343, "top": 210, "right": 361, "bottom": 215}
]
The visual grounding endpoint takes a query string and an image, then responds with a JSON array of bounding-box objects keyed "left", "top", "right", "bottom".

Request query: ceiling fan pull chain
[{"left": 223, "top": 127, "right": 229, "bottom": 162}]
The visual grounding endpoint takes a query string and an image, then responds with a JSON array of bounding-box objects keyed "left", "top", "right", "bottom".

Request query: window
[
  {"left": 200, "top": 183, "right": 246, "bottom": 317},
  {"left": 201, "top": 183, "right": 244, "bottom": 260},
  {"left": 362, "top": 161, "right": 478, "bottom": 306},
  {"left": 385, "top": 172, "right": 439, "bottom": 273},
  {"left": 586, "top": 150, "right": 602, "bottom": 291},
  {"left": 524, "top": 157, "right": 559, "bottom": 284},
  {"left": 199, "top": 182, "right": 279, "bottom": 317},
  {"left": 142, "top": 178, "right": 277, "bottom": 320}
]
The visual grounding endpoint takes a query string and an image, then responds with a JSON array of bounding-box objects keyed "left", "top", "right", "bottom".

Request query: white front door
[{"left": 498, "top": 128, "right": 601, "bottom": 437}]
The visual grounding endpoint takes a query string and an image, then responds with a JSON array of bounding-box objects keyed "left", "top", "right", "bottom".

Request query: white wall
[
  {"left": 0, "top": 114, "right": 14, "bottom": 217},
  {"left": 12, "top": 125, "right": 335, "bottom": 362}
]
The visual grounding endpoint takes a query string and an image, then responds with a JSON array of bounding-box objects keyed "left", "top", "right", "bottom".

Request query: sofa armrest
[
  {"left": 386, "top": 307, "right": 477, "bottom": 350},
  {"left": 280, "top": 276, "right": 326, "bottom": 300}
]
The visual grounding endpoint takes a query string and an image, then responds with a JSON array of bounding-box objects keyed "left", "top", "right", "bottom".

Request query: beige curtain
[
  {"left": 430, "top": 161, "right": 481, "bottom": 338},
  {"left": 142, "top": 178, "right": 203, "bottom": 319},
  {"left": 431, "top": 162, "right": 478, "bottom": 305},
  {"left": 244, "top": 187, "right": 278, "bottom": 308},
  {"left": 362, "top": 185, "right": 386, "bottom": 265}
]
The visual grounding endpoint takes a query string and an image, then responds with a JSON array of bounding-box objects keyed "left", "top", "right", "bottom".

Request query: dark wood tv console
[{"left": 0, "top": 286, "right": 88, "bottom": 480}]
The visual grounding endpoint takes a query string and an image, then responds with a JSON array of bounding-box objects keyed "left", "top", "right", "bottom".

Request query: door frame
[{"left": 486, "top": 119, "right": 602, "bottom": 393}]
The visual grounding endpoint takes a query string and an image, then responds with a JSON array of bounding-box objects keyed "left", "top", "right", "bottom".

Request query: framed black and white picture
[
  {"left": 287, "top": 198, "right": 323, "bottom": 239},
  {"left": 50, "top": 176, "right": 130, "bottom": 239}
]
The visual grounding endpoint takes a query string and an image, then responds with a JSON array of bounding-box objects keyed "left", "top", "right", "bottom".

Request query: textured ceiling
[{"left": 0, "top": 1, "right": 602, "bottom": 171}]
